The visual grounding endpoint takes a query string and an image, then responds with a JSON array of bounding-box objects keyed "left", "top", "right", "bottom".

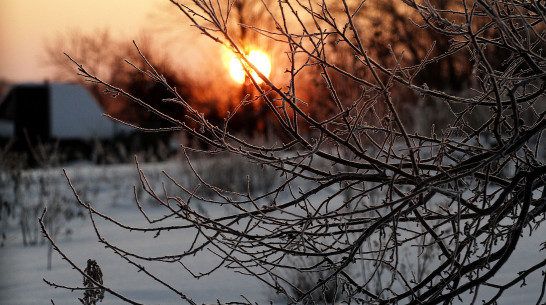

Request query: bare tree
[
  {"left": 42, "top": 0, "right": 546, "bottom": 304},
  {"left": 45, "top": 31, "right": 193, "bottom": 126}
]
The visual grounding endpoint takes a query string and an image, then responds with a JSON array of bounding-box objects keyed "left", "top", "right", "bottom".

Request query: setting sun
[{"left": 229, "top": 50, "right": 271, "bottom": 84}]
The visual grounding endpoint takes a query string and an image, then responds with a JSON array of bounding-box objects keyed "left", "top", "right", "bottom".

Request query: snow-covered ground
[
  {"left": 1, "top": 159, "right": 545, "bottom": 304},
  {"left": 0, "top": 160, "right": 276, "bottom": 304}
]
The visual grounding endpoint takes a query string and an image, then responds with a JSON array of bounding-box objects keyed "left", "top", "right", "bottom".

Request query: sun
[{"left": 229, "top": 50, "right": 271, "bottom": 84}]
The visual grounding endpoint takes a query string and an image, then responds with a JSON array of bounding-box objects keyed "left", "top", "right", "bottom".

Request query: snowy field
[
  {"left": 0, "top": 159, "right": 545, "bottom": 304},
  {"left": 0, "top": 160, "right": 277, "bottom": 304}
]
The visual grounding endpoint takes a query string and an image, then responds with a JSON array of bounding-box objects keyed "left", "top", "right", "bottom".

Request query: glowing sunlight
[{"left": 229, "top": 50, "right": 271, "bottom": 84}]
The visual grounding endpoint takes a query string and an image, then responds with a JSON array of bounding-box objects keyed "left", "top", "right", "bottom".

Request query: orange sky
[{"left": 0, "top": 0, "right": 168, "bottom": 83}]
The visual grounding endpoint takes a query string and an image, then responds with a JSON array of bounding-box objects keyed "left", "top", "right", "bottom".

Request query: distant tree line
[{"left": 45, "top": 0, "right": 504, "bottom": 139}]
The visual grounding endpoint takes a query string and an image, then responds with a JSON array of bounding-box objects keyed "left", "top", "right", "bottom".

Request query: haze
[{"left": 0, "top": 0, "right": 166, "bottom": 83}]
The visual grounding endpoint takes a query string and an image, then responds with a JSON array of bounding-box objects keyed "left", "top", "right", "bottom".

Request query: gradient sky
[{"left": 0, "top": 0, "right": 167, "bottom": 83}]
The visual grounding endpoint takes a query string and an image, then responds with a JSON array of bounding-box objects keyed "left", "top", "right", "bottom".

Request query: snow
[
  {"left": 0, "top": 161, "right": 273, "bottom": 304},
  {"left": 1, "top": 160, "right": 545, "bottom": 304},
  {"left": 49, "top": 84, "right": 133, "bottom": 140}
]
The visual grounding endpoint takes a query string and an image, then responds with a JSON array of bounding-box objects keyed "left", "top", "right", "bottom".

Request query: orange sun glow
[{"left": 229, "top": 50, "right": 271, "bottom": 84}]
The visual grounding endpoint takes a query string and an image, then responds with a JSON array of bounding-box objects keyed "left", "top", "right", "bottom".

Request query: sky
[{"left": 0, "top": 0, "right": 168, "bottom": 83}]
